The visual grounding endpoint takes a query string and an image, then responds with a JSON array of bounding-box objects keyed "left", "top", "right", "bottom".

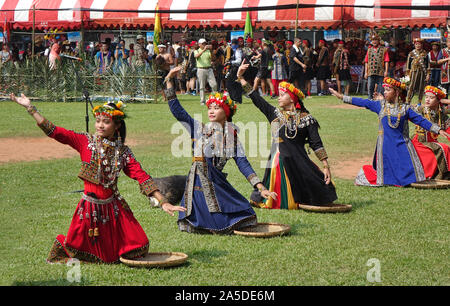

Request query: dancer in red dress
[
  {"left": 411, "top": 86, "right": 450, "bottom": 180},
  {"left": 10, "top": 93, "right": 184, "bottom": 264}
]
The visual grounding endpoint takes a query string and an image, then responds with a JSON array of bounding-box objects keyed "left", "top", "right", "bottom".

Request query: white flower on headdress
[
  {"left": 400, "top": 75, "right": 410, "bottom": 85},
  {"left": 438, "top": 86, "right": 447, "bottom": 96}
]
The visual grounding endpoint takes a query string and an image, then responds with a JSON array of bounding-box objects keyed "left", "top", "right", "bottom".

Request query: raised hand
[
  {"left": 10, "top": 93, "right": 31, "bottom": 108},
  {"left": 237, "top": 59, "right": 250, "bottom": 79}
]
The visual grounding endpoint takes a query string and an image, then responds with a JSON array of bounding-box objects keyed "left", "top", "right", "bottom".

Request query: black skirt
[
  {"left": 316, "top": 66, "right": 331, "bottom": 80},
  {"left": 338, "top": 68, "right": 352, "bottom": 81}
]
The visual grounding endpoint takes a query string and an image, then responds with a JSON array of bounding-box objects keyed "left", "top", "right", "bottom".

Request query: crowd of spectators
[{"left": 0, "top": 32, "right": 446, "bottom": 101}]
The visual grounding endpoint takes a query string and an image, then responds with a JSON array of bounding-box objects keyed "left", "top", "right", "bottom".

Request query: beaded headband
[
  {"left": 206, "top": 92, "right": 237, "bottom": 119},
  {"left": 92, "top": 101, "right": 127, "bottom": 121},
  {"left": 279, "top": 81, "right": 305, "bottom": 101},
  {"left": 382, "top": 77, "right": 407, "bottom": 91},
  {"left": 424, "top": 85, "right": 447, "bottom": 100}
]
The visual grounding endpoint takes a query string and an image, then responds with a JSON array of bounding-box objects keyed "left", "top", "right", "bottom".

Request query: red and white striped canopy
[{"left": 0, "top": 0, "right": 448, "bottom": 30}]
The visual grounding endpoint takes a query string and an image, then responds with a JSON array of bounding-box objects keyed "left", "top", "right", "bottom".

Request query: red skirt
[
  {"left": 412, "top": 135, "right": 450, "bottom": 179},
  {"left": 47, "top": 194, "right": 149, "bottom": 264}
]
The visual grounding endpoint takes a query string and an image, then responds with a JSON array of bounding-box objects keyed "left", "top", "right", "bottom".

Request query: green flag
[{"left": 244, "top": 11, "right": 252, "bottom": 39}]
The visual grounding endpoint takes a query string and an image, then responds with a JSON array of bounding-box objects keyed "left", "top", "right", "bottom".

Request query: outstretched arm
[
  {"left": 10, "top": 93, "right": 86, "bottom": 152},
  {"left": 329, "top": 88, "right": 382, "bottom": 114},
  {"left": 123, "top": 148, "right": 186, "bottom": 216},
  {"left": 236, "top": 59, "right": 277, "bottom": 122},
  {"left": 10, "top": 93, "right": 45, "bottom": 125},
  {"left": 164, "top": 67, "right": 199, "bottom": 138},
  {"left": 408, "top": 107, "right": 450, "bottom": 139}
]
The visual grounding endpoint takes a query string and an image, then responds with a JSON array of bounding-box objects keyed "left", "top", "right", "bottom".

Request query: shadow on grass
[
  {"left": 289, "top": 222, "right": 318, "bottom": 236},
  {"left": 12, "top": 278, "right": 93, "bottom": 286},
  {"left": 188, "top": 249, "right": 229, "bottom": 264}
]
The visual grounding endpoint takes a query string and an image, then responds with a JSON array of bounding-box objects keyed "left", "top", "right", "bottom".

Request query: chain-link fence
[{"left": 0, "top": 57, "right": 161, "bottom": 103}]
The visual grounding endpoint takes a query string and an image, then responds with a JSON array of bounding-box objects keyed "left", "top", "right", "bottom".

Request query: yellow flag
[{"left": 154, "top": 4, "right": 161, "bottom": 55}]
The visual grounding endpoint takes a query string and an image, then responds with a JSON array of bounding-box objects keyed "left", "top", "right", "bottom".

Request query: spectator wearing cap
[
  {"left": 364, "top": 33, "right": 389, "bottom": 100},
  {"left": 134, "top": 34, "right": 147, "bottom": 72},
  {"left": 155, "top": 44, "right": 174, "bottom": 90},
  {"left": 194, "top": 38, "right": 217, "bottom": 105}
]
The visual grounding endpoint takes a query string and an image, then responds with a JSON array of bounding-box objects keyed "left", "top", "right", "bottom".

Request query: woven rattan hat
[
  {"left": 298, "top": 203, "right": 352, "bottom": 213},
  {"left": 233, "top": 223, "right": 291, "bottom": 238},
  {"left": 120, "top": 252, "right": 188, "bottom": 268},
  {"left": 410, "top": 179, "right": 450, "bottom": 189}
]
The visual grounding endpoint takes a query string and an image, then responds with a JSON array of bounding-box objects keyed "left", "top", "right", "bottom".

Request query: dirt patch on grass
[
  {"left": 327, "top": 104, "right": 361, "bottom": 110},
  {"left": 0, "top": 137, "right": 142, "bottom": 164},
  {"left": 1, "top": 136, "right": 373, "bottom": 180},
  {"left": 331, "top": 156, "right": 373, "bottom": 180}
]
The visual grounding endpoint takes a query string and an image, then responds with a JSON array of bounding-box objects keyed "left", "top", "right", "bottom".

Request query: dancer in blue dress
[
  {"left": 330, "top": 77, "right": 450, "bottom": 186},
  {"left": 163, "top": 67, "right": 276, "bottom": 234}
]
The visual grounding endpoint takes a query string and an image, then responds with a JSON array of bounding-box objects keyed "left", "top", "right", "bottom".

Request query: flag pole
[
  {"left": 295, "top": 0, "right": 299, "bottom": 38},
  {"left": 32, "top": 5, "right": 36, "bottom": 60}
]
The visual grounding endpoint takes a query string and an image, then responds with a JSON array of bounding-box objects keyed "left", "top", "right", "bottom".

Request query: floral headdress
[
  {"left": 278, "top": 81, "right": 305, "bottom": 109},
  {"left": 92, "top": 101, "right": 127, "bottom": 121},
  {"left": 424, "top": 85, "right": 447, "bottom": 101},
  {"left": 206, "top": 92, "right": 237, "bottom": 119},
  {"left": 383, "top": 77, "right": 408, "bottom": 91}
]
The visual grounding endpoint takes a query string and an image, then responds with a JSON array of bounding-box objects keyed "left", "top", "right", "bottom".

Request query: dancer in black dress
[{"left": 236, "top": 60, "right": 337, "bottom": 209}]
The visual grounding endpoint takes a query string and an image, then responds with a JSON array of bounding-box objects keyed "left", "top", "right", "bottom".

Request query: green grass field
[{"left": 0, "top": 94, "right": 448, "bottom": 286}]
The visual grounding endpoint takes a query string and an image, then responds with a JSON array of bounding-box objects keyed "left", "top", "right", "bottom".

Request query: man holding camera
[{"left": 194, "top": 38, "right": 218, "bottom": 105}]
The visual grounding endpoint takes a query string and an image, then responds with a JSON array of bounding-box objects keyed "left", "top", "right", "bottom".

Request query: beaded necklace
[
  {"left": 283, "top": 110, "right": 300, "bottom": 139},
  {"left": 383, "top": 101, "right": 402, "bottom": 129},
  {"left": 423, "top": 106, "right": 441, "bottom": 140},
  {"left": 94, "top": 135, "right": 122, "bottom": 189}
]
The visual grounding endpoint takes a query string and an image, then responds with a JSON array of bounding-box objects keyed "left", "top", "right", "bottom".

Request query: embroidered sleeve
[
  {"left": 314, "top": 147, "right": 328, "bottom": 161},
  {"left": 429, "top": 123, "right": 441, "bottom": 135},
  {"left": 246, "top": 173, "right": 262, "bottom": 187},
  {"left": 38, "top": 118, "right": 87, "bottom": 153},
  {"left": 139, "top": 178, "right": 159, "bottom": 197},
  {"left": 164, "top": 87, "right": 177, "bottom": 101},
  {"left": 122, "top": 146, "right": 160, "bottom": 196},
  {"left": 343, "top": 95, "right": 352, "bottom": 104},
  {"left": 38, "top": 118, "right": 56, "bottom": 136}
]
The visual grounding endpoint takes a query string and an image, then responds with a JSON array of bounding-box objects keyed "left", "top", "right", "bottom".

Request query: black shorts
[
  {"left": 256, "top": 67, "right": 271, "bottom": 79},
  {"left": 187, "top": 68, "right": 197, "bottom": 79}
]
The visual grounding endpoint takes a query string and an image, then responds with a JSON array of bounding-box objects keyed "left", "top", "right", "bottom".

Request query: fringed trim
[{"left": 121, "top": 243, "right": 149, "bottom": 260}]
